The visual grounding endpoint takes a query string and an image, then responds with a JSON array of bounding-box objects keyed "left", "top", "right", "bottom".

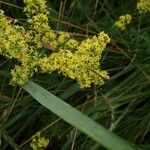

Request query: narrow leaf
[{"left": 23, "top": 81, "right": 136, "bottom": 150}]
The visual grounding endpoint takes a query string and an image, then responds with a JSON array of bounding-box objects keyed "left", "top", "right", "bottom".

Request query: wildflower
[
  {"left": 114, "top": 14, "right": 132, "bottom": 30},
  {"left": 137, "top": 0, "right": 150, "bottom": 13},
  {"left": 30, "top": 132, "right": 49, "bottom": 150},
  {"left": 24, "top": 0, "right": 49, "bottom": 17},
  {"left": 0, "top": 10, "right": 30, "bottom": 59},
  {"left": 10, "top": 53, "right": 39, "bottom": 85},
  {"left": 39, "top": 32, "right": 110, "bottom": 88},
  {"left": 0, "top": 0, "right": 110, "bottom": 88},
  {"left": 0, "top": 10, "right": 39, "bottom": 85},
  {"left": 11, "top": 65, "right": 32, "bottom": 85}
]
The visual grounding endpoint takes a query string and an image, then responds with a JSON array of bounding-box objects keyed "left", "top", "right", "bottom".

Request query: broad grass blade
[{"left": 23, "top": 81, "right": 136, "bottom": 150}]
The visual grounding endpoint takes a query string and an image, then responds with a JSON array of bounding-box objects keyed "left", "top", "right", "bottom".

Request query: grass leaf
[{"left": 23, "top": 81, "right": 137, "bottom": 150}]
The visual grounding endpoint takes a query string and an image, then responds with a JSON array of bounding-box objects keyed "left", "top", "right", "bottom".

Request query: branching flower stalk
[{"left": 0, "top": 0, "right": 110, "bottom": 88}]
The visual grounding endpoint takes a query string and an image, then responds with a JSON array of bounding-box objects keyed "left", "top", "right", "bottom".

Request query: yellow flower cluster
[
  {"left": 30, "top": 132, "right": 49, "bottom": 150},
  {"left": 28, "top": 15, "right": 57, "bottom": 50},
  {"left": 0, "top": 10, "right": 38, "bottom": 85},
  {"left": 137, "top": 0, "right": 150, "bottom": 13},
  {"left": 0, "top": 10, "right": 28, "bottom": 59},
  {"left": 25, "top": 0, "right": 58, "bottom": 49},
  {"left": 26, "top": 7, "right": 78, "bottom": 51},
  {"left": 114, "top": 14, "right": 132, "bottom": 30},
  {"left": 24, "top": 0, "right": 49, "bottom": 17},
  {"left": 10, "top": 53, "right": 38, "bottom": 85},
  {"left": 39, "top": 32, "right": 110, "bottom": 88},
  {"left": 0, "top": 0, "right": 110, "bottom": 88}
]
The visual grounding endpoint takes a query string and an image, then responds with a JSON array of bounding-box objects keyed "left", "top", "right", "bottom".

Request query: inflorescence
[
  {"left": 30, "top": 132, "right": 49, "bottom": 150},
  {"left": 137, "top": 0, "right": 150, "bottom": 13},
  {"left": 114, "top": 0, "right": 150, "bottom": 31},
  {"left": 0, "top": 0, "right": 110, "bottom": 88},
  {"left": 1, "top": 0, "right": 149, "bottom": 88},
  {"left": 114, "top": 14, "right": 132, "bottom": 30}
]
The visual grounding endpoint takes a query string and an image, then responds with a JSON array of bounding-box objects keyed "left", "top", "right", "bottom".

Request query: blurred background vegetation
[{"left": 0, "top": 0, "right": 150, "bottom": 149}]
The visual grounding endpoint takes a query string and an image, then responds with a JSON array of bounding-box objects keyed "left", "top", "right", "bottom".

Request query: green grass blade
[
  {"left": 23, "top": 81, "right": 136, "bottom": 150},
  {"left": 59, "top": 83, "right": 80, "bottom": 99}
]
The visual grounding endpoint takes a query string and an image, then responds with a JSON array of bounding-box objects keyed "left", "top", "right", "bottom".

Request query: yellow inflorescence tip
[{"left": 114, "top": 14, "right": 132, "bottom": 30}]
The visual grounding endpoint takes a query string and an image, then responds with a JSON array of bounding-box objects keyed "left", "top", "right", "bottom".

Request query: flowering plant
[{"left": 0, "top": 0, "right": 110, "bottom": 88}]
